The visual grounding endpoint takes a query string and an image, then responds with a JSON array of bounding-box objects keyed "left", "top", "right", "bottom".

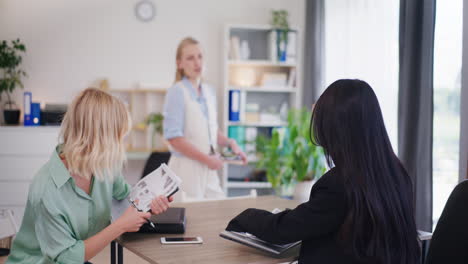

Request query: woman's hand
[
  {"left": 229, "top": 140, "right": 248, "bottom": 165},
  {"left": 150, "top": 195, "right": 173, "bottom": 215},
  {"left": 206, "top": 155, "right": 224, "bottom": 170},
  {"left": 115, "top": 206, "right": 151, "bottom": 233}
]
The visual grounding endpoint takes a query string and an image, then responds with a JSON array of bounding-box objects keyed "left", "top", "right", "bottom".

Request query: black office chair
[
  {"left": 141, "top": 152, "right": 171, "bottom": 179},
  {"left": 425, "top": 180, "right": 468, "bottom": 264}
]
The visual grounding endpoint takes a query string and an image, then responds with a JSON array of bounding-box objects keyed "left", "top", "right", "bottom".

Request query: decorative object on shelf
[
  {"left": 0, "top": 39, "right": 27, "bottom": 125},
  {"left": 271, "top": 10, "right": 289, "bottom": 62},
  {"left": 229, "top": 36, "right": 241, "bottom": 60},
  {"left": 146, "top": 112, "right": 166, "bottom": 150},
  {"left": 256, "top": 108, "right": 327, "bottom": 199},
  {"left": 99, "top": 79, "right": 110, "bottom": 91},
  {"left": 135, "top": 0, "right": 156, "bottom": 22},
  {"left": 231, "top": 67, "right": 256, "bottom": 87},
  {"left": 239, "top": 40, "right": 250, "bottom": 60},
  {"left": 261, "top": 72, "right": 288, "bottom": 88}
]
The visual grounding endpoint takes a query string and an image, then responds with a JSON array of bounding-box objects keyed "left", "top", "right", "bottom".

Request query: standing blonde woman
[
  {"left": 163, "top": 37, "right": 247, "bottom": 201},
  {"left": 7, "top": 88, "right": 172, "bottom": 264}
]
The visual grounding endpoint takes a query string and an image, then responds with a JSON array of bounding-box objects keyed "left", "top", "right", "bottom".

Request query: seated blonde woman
[{"left": 6, "top": 88, "right": 172, "bottom": 264}]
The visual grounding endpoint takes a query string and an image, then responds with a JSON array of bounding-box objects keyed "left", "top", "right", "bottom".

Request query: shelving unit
[
  {"left": 108, "top": 88, "right": 169, "bottom": 159},
  {"left": 222, "top": 24, "right": 302, "bottom": 196}
]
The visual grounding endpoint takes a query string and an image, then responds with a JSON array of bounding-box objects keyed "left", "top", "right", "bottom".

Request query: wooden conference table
[{"left": 111, "top": 196, "right": 300, "bottom": 264}]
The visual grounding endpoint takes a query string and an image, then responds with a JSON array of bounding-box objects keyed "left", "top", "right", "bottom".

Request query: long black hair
[{"left": 311, "top": 79, "right": 420, "bottom": 264}]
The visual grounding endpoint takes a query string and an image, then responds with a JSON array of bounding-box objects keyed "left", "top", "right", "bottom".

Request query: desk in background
[{"left": 115, "top": 196, "right": 300, "bottom": 264}]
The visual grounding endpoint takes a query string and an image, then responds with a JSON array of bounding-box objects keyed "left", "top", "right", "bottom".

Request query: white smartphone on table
[{"left": 160, "top": 237, "right": 203, "bottom": 244}]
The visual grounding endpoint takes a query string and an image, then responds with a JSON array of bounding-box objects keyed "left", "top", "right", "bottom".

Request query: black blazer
[{"left": 226, "top": 168, "right": 360, "bottom": 264}]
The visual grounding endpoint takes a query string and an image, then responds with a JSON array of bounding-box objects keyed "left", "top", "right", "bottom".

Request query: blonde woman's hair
[
  {"left": 174, "top": 37, "right": 200, "bottom": 82},
  {"left": 59, "top": 88, "right": 131, "bottom": 181}
]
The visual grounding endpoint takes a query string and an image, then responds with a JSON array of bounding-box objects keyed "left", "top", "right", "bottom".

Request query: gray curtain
[
  {"left": 460, "top": 2, "right": 468, "bottom": 181},
  {"left": 302, "top": 0, "right": 325, "bottom": 108},
  {"left": 398, "top": 0, "right": 436, "bottom": 232}
]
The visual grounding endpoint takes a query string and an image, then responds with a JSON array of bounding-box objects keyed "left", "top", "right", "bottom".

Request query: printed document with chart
[{"left": 112, "top": 163, "right": 181, "bottom": 220}]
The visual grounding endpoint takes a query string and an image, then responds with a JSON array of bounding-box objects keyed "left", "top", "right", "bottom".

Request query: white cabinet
[{"left": 0, "top": 126, "right": 60, "bottom": 225}]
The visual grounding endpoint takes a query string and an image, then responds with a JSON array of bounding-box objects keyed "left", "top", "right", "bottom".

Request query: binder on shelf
[
  {"left": 228, "top": 126, "right": 246, "bottom": 151},
  {"left": 229, "top": 90, "right": 241, "bottom": 121},
  {"left": 23, "top": 92, "right": 32, "bottom": 126},
  {"left": 268, "top": 30, "right": 278, "bottom": 61},
  {"left": 31, "top": 103, "right": 41, "bottom": 126},
  {"left": 286, "top": 31, "right": 297, "bottom": 64}
]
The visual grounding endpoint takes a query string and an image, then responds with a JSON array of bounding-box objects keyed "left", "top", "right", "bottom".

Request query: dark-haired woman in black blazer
[{"left": 226, "top": 79, "right": 420, "bottom": 264}]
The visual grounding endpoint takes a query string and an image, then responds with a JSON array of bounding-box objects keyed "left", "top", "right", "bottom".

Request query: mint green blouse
[{"left": 6, "top": 146, "right": 131, "bottom": 264}]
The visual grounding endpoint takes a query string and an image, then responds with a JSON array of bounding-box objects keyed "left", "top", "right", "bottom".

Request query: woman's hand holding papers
[
  {"left": 150, "top": 195, "right": 174, "bottom": 215},
  {"left": 116, "top": 206, "right": 152, "bottom": 233}
]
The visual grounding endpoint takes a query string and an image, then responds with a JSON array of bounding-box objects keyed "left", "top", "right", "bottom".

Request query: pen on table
[{"left": 130, "top": 200, "right": 156, "bottom": 230}]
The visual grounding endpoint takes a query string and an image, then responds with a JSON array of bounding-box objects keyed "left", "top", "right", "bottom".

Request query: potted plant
[
  {"left": 146, "top": 112, "right": 166, "bottom": 151},
  {"left": 284, "top": 109, "right": 327, "bottom": 202},
  {"left": 271, "top": 9, "right": 289, "bottom": 62},
  {"left": 0, "top": 39, "right": 27, "bottom": 125},
  {"left": 256, "top": 108, "right": 327, "bottom": 200}
]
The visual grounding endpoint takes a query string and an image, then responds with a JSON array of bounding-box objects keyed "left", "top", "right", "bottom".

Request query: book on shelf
[{"left": 287, "top": 68, "right": 296, "bottom": 88}]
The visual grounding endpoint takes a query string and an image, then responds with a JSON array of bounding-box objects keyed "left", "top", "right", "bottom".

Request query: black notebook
[
  {"left": 220, "top": 230, "right": 301, "bottom": 256},
  {"left": 138, "top": 207, "right": 186, "bottom": 234}
]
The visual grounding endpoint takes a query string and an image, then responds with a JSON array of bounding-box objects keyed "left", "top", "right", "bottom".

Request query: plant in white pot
[
  {"left": 256, "top": 129, "right": 293, "bottom": 198},
  {"left": 0, "top": 39, "right": 27, "bottom": 125},
  {"left": 256, "top": 108, "right": 327, "bottom": 200},
  {"left": 283, "top": 109, "right": 327, "bottom": 202},
  {"left": 146, "top": 112, "right": 167, "bottom": 151}
]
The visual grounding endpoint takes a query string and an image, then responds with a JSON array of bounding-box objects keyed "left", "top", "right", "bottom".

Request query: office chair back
[
  {"left": 425, "top": 180, "right": 468, "bottom": 264},
  {"left": 141, "top": 152, "right": 171, "bottom": 179}
]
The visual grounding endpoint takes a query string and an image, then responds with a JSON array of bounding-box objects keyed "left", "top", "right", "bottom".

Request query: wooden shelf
[
  {"left": 227, "top": 181, "right": 272, "bottom": 189},
  {"left": 228, "top": 60, "right": 297, "bottom": 67},
  {"left": 109, "top": 89, "right": 167, "bottom": 94},
  {"left": 229, "top": 87, "right": 297, "bottom": 93}
]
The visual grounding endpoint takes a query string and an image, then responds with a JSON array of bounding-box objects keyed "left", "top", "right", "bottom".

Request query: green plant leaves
[
  {"left": 0, "top": 39, "right": 27, "bottom": 102},
  {"left": 146, "top": 112, "right": 164, "bottom": 134},
  {"left": 255, "top": 108, "right": 327, "bottom": 188}
]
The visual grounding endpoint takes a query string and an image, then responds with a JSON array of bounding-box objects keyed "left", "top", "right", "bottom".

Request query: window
[
  {"left": 324, "top": 0, "right": 400, "bottom": 149},
  {"left": 432, "top": 0, "right": 463, "bottom": 226}
]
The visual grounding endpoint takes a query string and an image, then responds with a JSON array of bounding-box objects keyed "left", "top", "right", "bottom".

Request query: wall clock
[{"left": 135, "top": 0, "right": 156, "bottom": 22}]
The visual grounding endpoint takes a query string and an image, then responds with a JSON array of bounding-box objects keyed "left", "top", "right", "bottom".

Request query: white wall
[{"left": 0, "top": 0, "right": 305, "bottom": 110}]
